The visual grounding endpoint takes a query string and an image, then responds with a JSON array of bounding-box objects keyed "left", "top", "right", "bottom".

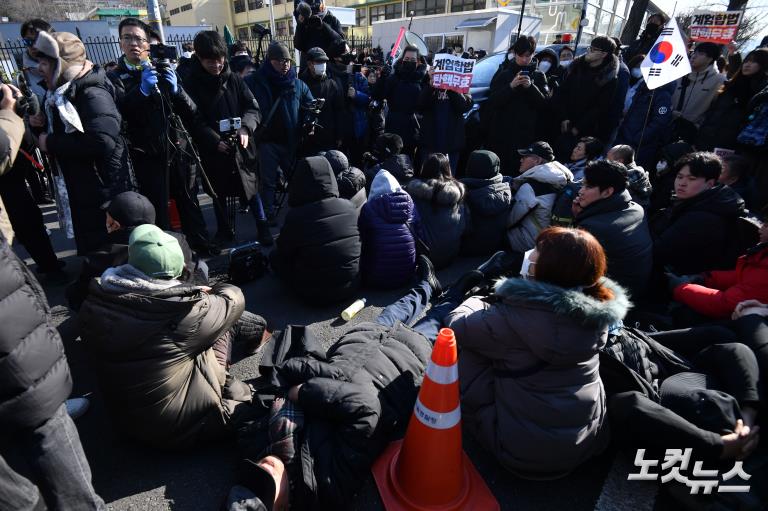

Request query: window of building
[
  {"left": 586, "top": 3, "right": 598, "bottom": 32},
  {"left": 356, "top": 7, "right": 368, "bottom": 26},
  {"left": 248, "top": 0, "right": 263, "bottom": 9},
  {"left": 238, "top": 27, "right": 248, "bottom": 39},
  {"left": 234, "top": 0, "right": 245, "bottom": 12},
  {"left": 274, "top": 0, "right": 284, "bottom": 5},
  {"left": 443, "top": 33, "right": 464, "bottom": 51},
  {"left": 169, "top": 7, "right": 180, "bottom": 15},
  {"left": 611, "top": 16, "right": 624, "bottom": 37},
  {"left": 406, "top": 0, "right": 446, "bottom": 16},
  {"left": 370, "top": 3, "right": 402, "bottom": 22},
  {"left": 450, "top": 0, "right": 485, "bottom": 13},
  {"left": 597, "top": 9, "right": 612, "bottom": 35},
  {"left": 614, "top": 0, "right": 628, "bottom": 17},
  {"left": 180, "top": 3, "right": 192, "bottom": 11}
]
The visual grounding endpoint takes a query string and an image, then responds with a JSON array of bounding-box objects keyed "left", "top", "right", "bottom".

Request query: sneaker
[
  {"left": 417, "top": 255, "right": 442, "bottom": 299},
  {"left": 477, "top": 250, "right": 519, "bottom": 280},
  {"left": 65, "top": 397, "right": 90, "bottom": 420}
]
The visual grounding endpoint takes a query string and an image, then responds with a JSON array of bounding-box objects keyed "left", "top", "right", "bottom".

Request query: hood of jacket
[
  {"left": 406, "top": 178, "right": 464, "bottom": 207},
  {"left": 289, "top": 156, "right": 339, "bottom": 207},
  {"left": 535, "top": 47, "right": 560, "bottom": 68},
  {"left": 571, "top": 53, "right": 620, "bottom": 88},
  {"left": 462, "top": 176, "right": 512, "bottom": 216},
  {"left": 465, "top": 150, "right": 500, "bottom": 179},
  {"left": 674, "top": 184, "right": 745, "bottom": 219},
  {"left": 368, "top": 190, "right": 415, "bottom": 224},
  {"left": 369, "top": 169, "right": 403, "bottom": 200},
  {"left": 514, "top": 161, "right": 573, "bottom": 188},
  {"left": 494, "top": 276, "right": 630, "bottom": 329}
]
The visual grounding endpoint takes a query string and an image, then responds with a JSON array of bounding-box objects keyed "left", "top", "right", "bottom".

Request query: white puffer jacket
[{"left": 507, "top": 161, "right": 573, "bottom": 252}]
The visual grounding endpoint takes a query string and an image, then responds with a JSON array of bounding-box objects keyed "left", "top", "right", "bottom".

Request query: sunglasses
[{"left": 23, "top": 37, "right": 36, "bottom": 47}]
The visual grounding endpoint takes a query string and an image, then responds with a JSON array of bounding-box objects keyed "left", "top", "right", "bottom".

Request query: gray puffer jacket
[
  {"left": 445, "top": 276, "right": 630, "bottom": 479},
  {"left": 405, "top": 178, "right": 467, "bottom": 268}
]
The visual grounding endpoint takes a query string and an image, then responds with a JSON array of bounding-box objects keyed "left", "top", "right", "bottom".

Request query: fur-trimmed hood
[
  {"left": 514, "top": 161, "right": 573, "bottom": 189},
  {"left": 494, "top": 276, "right": 630, "bottom": 328},
  {"left": 406, "top": 178, "right": 464, "bottom": 207}
]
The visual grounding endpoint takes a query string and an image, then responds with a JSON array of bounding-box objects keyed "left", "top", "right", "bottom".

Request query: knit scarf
[
  {"left": 100, "top": 264, "right": 182, "bottom": 295},
  {"left": 260, "top": 60, "right": 296, "bottom": 93}
]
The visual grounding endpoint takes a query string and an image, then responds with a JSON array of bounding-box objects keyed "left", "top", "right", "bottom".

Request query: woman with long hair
[{"left": 445, "top": 227, "right": 630, "bottom": 479}]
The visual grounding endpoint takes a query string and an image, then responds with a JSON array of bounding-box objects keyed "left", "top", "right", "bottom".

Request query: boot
[
  {"left": 477, "top": 250, "right": 522, "bottom": 280},
  {"left": 256, "top": 220, "right": 274, "bottom": 246},
  {"left": 441, "top": 270, "right": 485, "bottom": 304},
  {"left": 417, "top": 255, "right": 442, "bottom": 299}
]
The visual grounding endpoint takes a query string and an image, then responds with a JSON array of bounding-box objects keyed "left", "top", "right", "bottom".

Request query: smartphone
[{"left": 519, "top": 70, "right": 530, "bottom": 76}]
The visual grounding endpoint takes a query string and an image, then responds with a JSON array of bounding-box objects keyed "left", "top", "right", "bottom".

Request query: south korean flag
[{"left": 641, "top": 19, "right": 692, "bottom": 90}]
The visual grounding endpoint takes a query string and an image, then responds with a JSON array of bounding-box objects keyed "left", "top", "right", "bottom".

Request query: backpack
[
  {"left": 724, "top": 215, "right": 762, "bottom": 264},
  {"left": 737, "top": 101, "right": 768, "bottom": 148},
  {"left": 549, "top": 181, "right": 581, "bottom": 227}
]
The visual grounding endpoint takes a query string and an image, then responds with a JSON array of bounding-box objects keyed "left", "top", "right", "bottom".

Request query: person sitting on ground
[
  {"left": 507, "top": 141, "right": 574, "bottom": 253},
  {"left": 359, "top": 169, "right": 420, "bottom": 289},
  {"left": 363, "top": 133, "right": 414, "bottom": 186},
  {"left": 270, "top": 156, "right": 361, "bottom": 304},
  {"left": 572, "top": 160, "right": 653, "bottom": 300},
  {"left": 322, "top": 149, "right": 366, "bottom": 209},
  {"left": 649, "top": 141, "right": 694, "bottom": 212},
  {"left": 445, "top": 227, "right": 630, "bottom": 479},
  {"left": 668, "top": 221, "right": 768, "bottom": 320},
  {"left": 566, "top": 136, "right": 603, "bottom": 181},
  {"left": 78, "top": 224, "right": 267, "bottom": 449},
  {"left": 460, "top": 150, "right": 512, "bottom": 256},
  {"left": 606, "top": 144, "right": 652, "bottom": 208},
  {"left": 405, "top": 153, "right": 467, "bottom": 269},
  {"left": 651, "top": 152, "right": 745, "bottom": 276},
  {"left": 719, "top": 154, "right": 756, "bottom": 212},
  {"left": 65, "top": 191, "right": 207, "bottom": 311}
]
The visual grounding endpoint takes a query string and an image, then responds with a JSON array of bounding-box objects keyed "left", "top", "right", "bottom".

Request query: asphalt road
[{"left": 11, "top": 198, "right": 768, "bottom": 511}]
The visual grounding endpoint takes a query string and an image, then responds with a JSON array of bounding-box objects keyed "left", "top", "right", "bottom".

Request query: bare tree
[
  {"left": 676, "top": 7, "right": 768, "bottom": 50},
  {"left": 0, "top": 0, "right": 66, "bottom": 23}
]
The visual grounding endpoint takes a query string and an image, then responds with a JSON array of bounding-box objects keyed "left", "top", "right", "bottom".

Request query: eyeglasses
[
  {"left": 588, "top": 46, "right": 606, "bottom": 54},
  {"left": 272, "top": 58, "right": 291, "bottom": 64},
  {"left": 120, "top": 35, "right": 148, "bottom": 45}
]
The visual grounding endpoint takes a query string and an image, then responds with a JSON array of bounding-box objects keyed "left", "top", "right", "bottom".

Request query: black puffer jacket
[
  {"left": 276, "top": 322, "right": 432, "bottom": 508},
  {"left": 365, "top": 154, "right": 414, "bottom": 187},
  {"left": 373, "top": 61, "right": 428, "bottom": 148},
  {"left": 79, "top": 279, "right": 244, "bottom": 449},
  {"left": 271, "top": 156, "right": 361, "bottom": 304},
  {"left": 183, "top": 57, "right": 261, "bottom": 199},
  {"left": 323, "top": 149, "right": 367, "bottom": 208},
  {"left": 0, "top": 231, "right": 73, "bottom": 431},
  {"left": 651, "top": 185, "right": 746, "bottom": 275},
  {"left": 460, "top": 150, "right": 512, "bottom": 255},
  {"left": 46, "top": 66, "right": 136, "bottom": 255},
  {"left": 299, "top": 68, "right": 345, "bottom": 152},
  {"left": 418, "top": 87, "right": 473, "bottom": 153}
]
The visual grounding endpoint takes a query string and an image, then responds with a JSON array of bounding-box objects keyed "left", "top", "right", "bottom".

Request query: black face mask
[
  {"left": 401, "top": 60, "right": 417, "bottom": 73},
  {"left": 645, "top": 23, "right": 661, "bottom": 36}
]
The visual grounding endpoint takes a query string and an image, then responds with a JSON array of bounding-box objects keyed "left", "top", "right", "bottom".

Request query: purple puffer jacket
[{"left": 359, "top": 191, "right": 419, "bottom": 289}]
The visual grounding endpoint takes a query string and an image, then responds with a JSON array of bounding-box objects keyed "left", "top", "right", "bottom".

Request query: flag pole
[
  {"left": 636, "top": 89, "right": 656, "bottom": 156},
  {"left": 516, "top": 0, "right": 527, "bottom": 40}
]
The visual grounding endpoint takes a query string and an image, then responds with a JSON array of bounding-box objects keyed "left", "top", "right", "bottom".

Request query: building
[{"left": 165, "top": 0, "right": 234, "bottom": 32}]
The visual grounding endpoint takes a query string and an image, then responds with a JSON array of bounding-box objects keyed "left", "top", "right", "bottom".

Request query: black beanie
[
  {"left": 376, "top": 133, "right": 403, "bottom": 157},
  {"left": 107, "top": 191, "right": 156, "bottom": 227},
  {"left": 590, "top": 36, "right": 616, "bottom": 55},
  {"left": 466, "top": 150, "right": 500, "bottom": 179}
]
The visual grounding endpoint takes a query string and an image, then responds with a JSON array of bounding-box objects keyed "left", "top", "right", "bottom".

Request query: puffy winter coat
[
  {"left": 446, "top": 276, "right": 629, "bottom": 478},
  {"left": 673, "top": 243, "right": 768, "bottom": 319},
  {"left": 507, "top": 161, "right": 573, "bottom": 252},
  {"left": 46, "top": 65, "right": 136, "bottom": 255},
  {"left": 79, "top": 279, "right": 245, "bottom": 449},
  {"left": 625, "top": 163, "right": 652, "bottom": 208},
  {"left": 0, "top": 230, "right": 73, "bottom": 432},
  {"left": 338, "top": 167, "right": 367, "bottom": 210},
  {"left": 552, "top": 54, "right": 620, "bottom": 140},
  {"left": 616, "top": 80, "right": 675, "bottom": 170},
  {"left": 359, "top": 191, "right": 419, "bottom": 289},
  {"left": 373, "top": 62, "right": 428, "bottom": 148},
  {"left": 405, "top": 178, "right": 467, "bottom": 269},
  {"left": 651, "top": 185, "right": 745, "bottom": 275},
  {"left": 272, "top": 156, "right": 361, "bottom": 304},
  {"left": 418, "top": 87, "right": 472, "bottom": 153},
  {"left": 276, "top": 322, "right": 432, "bottom": 507},
  {"left": 293, "top": 11, "right": 344, "bottom": 57},
  {"left": 365, "top": 154, "right": 414, "bottom": 186},
  {"left": 671, "top": 66, "right": 726, "bottom": 127},
  {"left": 460, "top": 150, "right": 512, "bottom": 255},
  {"left": 183, "top": 57, "right": 261, "bottom": 199},
  {"left": 575, "top": 190, "right": 653, "bottom": 300}
]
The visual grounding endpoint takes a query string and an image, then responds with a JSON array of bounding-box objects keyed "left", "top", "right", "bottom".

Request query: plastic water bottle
[{"left": 341, "top": 298, "right": 367, "bottom": 321}]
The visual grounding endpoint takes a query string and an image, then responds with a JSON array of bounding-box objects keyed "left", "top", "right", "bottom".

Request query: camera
[
  {"left": 150, "top": 43, "right": 179, "bottom": 69},
  {"left": 301, "top": 98, "right": 325, "bottom": 135},
  {"left": 1, "top": 75, "right": 39, "bottom": 118},
  {"left": 219, "top": 117, "right": 242, "bottom": 150}
]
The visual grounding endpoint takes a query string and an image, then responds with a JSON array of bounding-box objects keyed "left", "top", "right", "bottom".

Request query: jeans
[
  {"left": 0, "top": 404, "right": 104, "bottom": 511},
  {"left": 259, "top": 142, "right": 293, "bottom": 218},
  {"left": 376, "top": 280, "right": 459, "bottom": 342}
]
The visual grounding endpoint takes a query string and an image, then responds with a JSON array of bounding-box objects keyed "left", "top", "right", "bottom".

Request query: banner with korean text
[
  {"left": 689, "top": 10, "right": 742, "bottom": 45},
  {"left": 431, "top": 53, "right": 475, "bottom": 94}
]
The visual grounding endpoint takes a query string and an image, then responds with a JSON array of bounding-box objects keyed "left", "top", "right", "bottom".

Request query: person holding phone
[{"left": 483, "top": 36, "right": 549, "bottom": 175}]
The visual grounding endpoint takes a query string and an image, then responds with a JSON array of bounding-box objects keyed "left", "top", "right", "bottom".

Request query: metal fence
[{"left": 1, "top": 33, "right": 374, "bottom": 80}]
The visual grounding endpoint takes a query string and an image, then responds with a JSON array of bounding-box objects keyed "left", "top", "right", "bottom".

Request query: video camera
[
  {"left": 219, "top": 117, "right": 242, "bottom": 150},
  {"left": 150, "top": 43, "right": 179, "bottom": 70},
  {"left": 297, "top": 1, "right": 324, "bottom": 28},
  {"left": 301, "top": 98, "right": 325, "bottom": 135},
  {"left": 1, "top": 74, "right": 40, "bottom": 118}
]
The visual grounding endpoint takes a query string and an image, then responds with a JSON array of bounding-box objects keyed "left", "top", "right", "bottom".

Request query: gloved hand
[
  {"left": 139, "top": 65, "right": 158, "bottom": 96},
  {"left": 160, "top": 68, "right": 178, "bottom": 95}
]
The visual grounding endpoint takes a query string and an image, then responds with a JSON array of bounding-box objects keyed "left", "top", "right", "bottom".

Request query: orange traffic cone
[
  {"left": 168, "top": 199, "right": 182, "bottom": 231},
  {"left": 372, "top": 328, "right": 499, "bottom": 511}
]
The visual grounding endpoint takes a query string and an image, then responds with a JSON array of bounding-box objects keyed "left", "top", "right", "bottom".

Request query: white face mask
[
  {"left": 538, "top": 61, "right": 552, "bottom": 73},
  {"left": 561, "top": 59, "right": 572, "bottom": 68},
  {"left": 508, "top": 52, "right": 515, "bottom": 61},
  {"left": 313, "top": 63, "right": 326, "bottom": 76},
  {"left": 656, "top": 160, "right": 668, "bottom": 173},
  {"left": 520, "top": 248, "right": 536, "bottom": 280},
  {"left": 631, "top": 67, "right": 643, "bottom": 79}
]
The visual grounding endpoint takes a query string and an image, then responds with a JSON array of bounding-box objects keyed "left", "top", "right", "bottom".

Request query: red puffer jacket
[{"left": 673, "top": 244, "right": 768, "bottom": 318}]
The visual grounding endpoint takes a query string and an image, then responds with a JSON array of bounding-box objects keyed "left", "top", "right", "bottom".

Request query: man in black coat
[
  {"left": 483, "top": 36, "right": 549, "bottom": 175},
  {"left": 298, "top": 47, "right": 345, "bottom": 154},
  {"left": 573, "top": 160, "right": 653, "bottom": 300},
  {"left": 293, "top": 0, "right": 344, "bottom": 68},
  {"left": 182, "top": 31, "right": 269, "bottom": 244},
  {"left": 108, "top": 18, "right": 217, "bottom": 253},
  {"left": 624, "top": 13, "right": 669, "bottom": 62},
  {"left": 270, "top": 156, "right": 361, "bottom": 304},
  {"left": 0, "top": 99, "right": 104, "bottom": 510}
]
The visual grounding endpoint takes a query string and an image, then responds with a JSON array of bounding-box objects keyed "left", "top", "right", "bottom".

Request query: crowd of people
[{"left": 2, "top": 7, "right": 768, "bottom": 510}]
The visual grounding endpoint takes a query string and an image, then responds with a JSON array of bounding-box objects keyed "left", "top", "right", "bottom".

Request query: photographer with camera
[
  {"left": 245, "top": 42, "right": 314, "bottom": 223},
  {"left": 183, "top": 31, "right": 271, "bottom": 246},
  {"left": 299, "top": 47, "right": 344, "bottom": 154},
  {"left": 108, "top": 18, "right": 218, "bottom": 255},
  {"left": 293, "top": 0, "right": 344, "bottom": 69}
]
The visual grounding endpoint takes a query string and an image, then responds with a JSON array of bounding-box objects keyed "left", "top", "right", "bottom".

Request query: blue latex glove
[
  {"left": 139, "top": 66, "right": 158, "bottom": 96},
  {"left": 160, "top": 68, "right": 178, "bottom": 95}
]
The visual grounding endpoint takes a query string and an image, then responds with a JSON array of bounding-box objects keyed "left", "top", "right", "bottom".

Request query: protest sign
[
  {"left": 689, "top": 10, "right": 742, "bottom": 45},
  {"left": 431, "top": 53, "right": 475, "bottom": 94}
]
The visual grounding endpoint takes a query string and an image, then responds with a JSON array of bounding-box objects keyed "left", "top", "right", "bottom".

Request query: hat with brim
[
  {"left": 518, "top": 141, "right": 555, "bottom": 162},
  {"left": 659, "top": 372, "right": 740, "bottom": 434},
  {"left": 237, "top": 459, "right": 277, "bottom": 510},
  {"left": 128, "top": 224, "right": 184, "bottom": 279},
  {"left": 34, "top": 31, "right": 86, "bottom": 86},
  {"left": 306, "top": 46, "right": 329, "bottom": 62}
]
